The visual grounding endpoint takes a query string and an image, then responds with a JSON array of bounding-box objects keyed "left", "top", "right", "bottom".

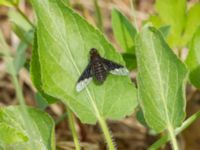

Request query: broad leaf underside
[{"left": 136, "top": 26, "right": 187, "bottom": 132}]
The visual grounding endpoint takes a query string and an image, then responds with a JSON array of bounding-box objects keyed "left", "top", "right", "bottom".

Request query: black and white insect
[{"left": 76, "top": 48, "right": 129, "bottom": 92}]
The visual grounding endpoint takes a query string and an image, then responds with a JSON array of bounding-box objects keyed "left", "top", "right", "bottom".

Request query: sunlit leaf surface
[
  {"left": 136, "top": 26, "right": 188, "bottom": 132},
  {"left": 31, "top": 0, "right": 137, "bottom": 124}
]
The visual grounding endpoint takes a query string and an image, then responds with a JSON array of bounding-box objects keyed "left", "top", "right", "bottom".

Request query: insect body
[{"left": 76, "top": 48, "right": 129, "bottom": 92}]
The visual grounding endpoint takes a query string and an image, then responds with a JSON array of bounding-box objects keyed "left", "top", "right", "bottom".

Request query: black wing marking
[
  {"left": 103, "top": 58, "right": 129, "bottom": 75},
  {"left": 76, "top": 63, "right": 93, "bottom": 92}
]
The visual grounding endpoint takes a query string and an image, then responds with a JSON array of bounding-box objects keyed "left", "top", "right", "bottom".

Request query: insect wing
[
  {"left": 76, "top": 63, "right": 93, "bottom": 92},
  {"left": 103, "top": 58, "right": 129, "bottom": 75}
]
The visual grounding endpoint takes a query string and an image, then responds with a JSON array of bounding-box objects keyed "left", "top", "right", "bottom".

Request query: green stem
[
  {"left": 15, "top": 6, "right": 35, "bottom": 28},
  {"left": 86, "top": 89, "right": 115, "bottom": 150},
  {"left": 67, "top": 109, "right": 81, "bottom": 150},
  {"left": 130, "top": 0, "right": 138, "bottom": 32},
  {"left": 98, "top": 116, "right": 115, "bottom": 150},
  {"left": 93, "top": 0, "right": 103, "bottom": 31},
  {"left": 168, "top": 125, "right": 179, "bottom": 150},
  {"left": 6, "top": 58, "right": 37, "bottom": 150},
  {"left": 148, "top": 111, "right": 200, "bottom": 150}
]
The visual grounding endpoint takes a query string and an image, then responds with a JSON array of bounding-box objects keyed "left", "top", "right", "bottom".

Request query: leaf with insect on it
[
  {"left": 30, "top": 0, "right": 137, "bottom": 124},
  {"left": 76, "top": 49, "right": 129, "bottom": 92}
]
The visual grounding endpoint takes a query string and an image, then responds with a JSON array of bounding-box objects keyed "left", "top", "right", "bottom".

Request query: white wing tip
[
  {"left": 76, "top": 78, "right": 92, "bottom": 92},
  {"left": 110, "top": 67, "right": 129, "bottom": 75}
]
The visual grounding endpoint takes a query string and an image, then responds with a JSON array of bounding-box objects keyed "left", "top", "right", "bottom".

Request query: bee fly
[{"left": 76, "top": 48, "right": 129, "bottom": 92}]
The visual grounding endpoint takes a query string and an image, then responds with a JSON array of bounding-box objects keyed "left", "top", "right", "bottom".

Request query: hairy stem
[
  {"left": 168, "top": 125, "right": 179, "bottom": 150},
  {"left": 86, "top": 89, "right": 115, "bottom": 150},
  {"left": 98, "top": 116, "right": 115, "bottom": 150},
  {"left": 93, "top": 0, "right": 103, "bottom": 31}
]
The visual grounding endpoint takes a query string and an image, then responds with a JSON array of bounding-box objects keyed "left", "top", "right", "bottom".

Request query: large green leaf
[
  {"left": 182, "top": 3, "right": 200, "bottom": 46},
  {"left": 112, "top": 8, "right": 137, "bottom": 53},
  {"left": 135, "top": 26, "right": 187, "bottom": 132},
  {"left": 30, "top": 0, "right": 137, "bottom": 124},
  {"left": 30, "top": 33, "right": 58, "bottom": 104},
  {"left": 0, "top": 106, "right": 55, "bottom": 150},
  {"left": 155, "top": 0, "right": 186, "bottom": 47},
  {"left": 185, "top": 27, "right": 200, "bottom": 89}
]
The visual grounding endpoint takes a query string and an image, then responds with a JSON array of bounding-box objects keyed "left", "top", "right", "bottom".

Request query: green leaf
[
  {"left": 135, "top": 26, "right": 188, "bottom": 132},
  {"left": 13, "top": 30, "right": 34, "bottom": 73},
  {"left": 30, "top": 0, "right": 137, "bottom": 124},
  {"left": 112, "top": 8, "right": 137, "bottom": 53},
  {"left": 34, "top": 92, "right": 49, "bottom": 110},
  {"left": 0, "top": 31, "right": 10, "bottom": 56},
  {"left": 30, "top": 33, "right": 58, "bottom": 104},
  {"left": 0, "top": 0, "right": 19, "bottom": 7},
  {"left": 136, "top": 108, "right": 148, "bottom": 127},
  {"left": 145, "top": 15, "right": 162, "bottom": 28},
  {"left": 9, "top": 10, "right": 34, "bottom": 44},
  {"left": 182, "top": 3, "right": 200, "bottom": 46},
  {"left": 9, "top": 10, "right": 32, "bottom": 32},
  {"left": 122, "top": 53, "right": 137, "bottom": 70},
  {"left": 0, "top": 106, "right": 55, "bottom": 150},
  {"left": 185, "top": 27, "right": 200, "bottom": 89},
  {"left": 155, "top": 0, "right": 186, "bottom": 47},
  {"left": 158, "top": 25, "right": 170, "bottom": 38}
]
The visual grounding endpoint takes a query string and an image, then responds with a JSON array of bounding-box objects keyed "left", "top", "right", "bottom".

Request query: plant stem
[
  {"left": 168, "top": 124, "right": 179, "bottom": 150},
  {"left": 98, "top": 115, "right": 115, "bottom": 150},
  {"left": 93, "top": 0, "right": 103, "bottom": 31},
  {"left": 67, "top": 108, "right": 81, "bottom": 150},
  {"left": 6, "top": 58, "right": 37, "bottom": 150},
  {"left": 148, "top": 111, "right": 200, "bottom": 150},
  {"left": 86, "top": 89, "right": 115, "bottom": 150},
  {"left": 130, "top": 0, "right": 138, "bottom": 32},
  {"left": 15, "top": 6, "right": 35, "bottom": 28}
]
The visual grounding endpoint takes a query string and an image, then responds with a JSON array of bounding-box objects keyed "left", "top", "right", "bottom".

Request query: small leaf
[
  {"left": 135, "top": 26, "right": 188, "bottom": 132},
  {"left": 155, "top": 0, "right": 186, "bottom": 47},
  {"left": 34, "top": 92, "right": 49, "bottom": 110},
  {"left": 182, "top": 3, "right": 200, "bottom": 46},
  {"left": 31, "top": 0, "right": 137, "bottom": 124},
  {"left": 9, "top": 10, "right": 34, "bottom": 44},
  {"left": 145, "top": 15, "right": 162, "bottom": 27},
  {"left": 9, "top": 10, "right": 32, "bottom": 32},
  {"left": 136, "top": 108, "right": 148, "bottom": 127},
  {"left": 13, "top": 30, "right": 34, "bottom": 73},
  {"left": 159, "top": 25, "right": 170, "bottom": 38},
  {"left": 185, "top": 27, "right": 200, "bottom": 89},
  {"left": 0, "top": 106, "right": 55, "bottom": 150},
  {"left": 112, "top": 8, "right": 137, "bottom": 53},
  {"left": 0, "top": 31, "right": 10, "bottom": 56}
]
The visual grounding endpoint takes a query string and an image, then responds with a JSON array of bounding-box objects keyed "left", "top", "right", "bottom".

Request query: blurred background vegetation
[{"left": 0, "top": 0, "right": 200, "bottom": 149}]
